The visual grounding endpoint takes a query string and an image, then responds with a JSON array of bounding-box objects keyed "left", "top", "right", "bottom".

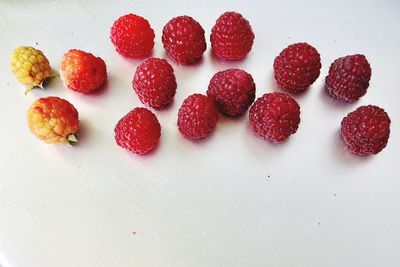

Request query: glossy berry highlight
[
  {"left": 114, "top": 107, "right": 161, "bottom": 155},
  {"left": 207, "top": 69, "right": 255, "bottom": 116},
  {"left": 110, "top": 14, "right": 155, "bottom": 57},
  {"left": 133, "top": 58, "right": 177, "bottom": 109},
  {"left": 326, "top": 54, "right": 371, "bottom": 102},
  {"left": 162, "top": 16, "right": 206, "bottom": 64},
  {"left": 177, "top": 94, "right": 218, "bottom": 140},
  {"left": 249, "top": 92, "right": 300, "bottom": 142},
  {"left": 210, "top": 11, "right": 255, "bottom": 60},
  {"left": 273, "top": 42, "right": 321, "bottom": 93},
  {"left": 341, "top": 105, "right": 390, "bottom": 155},
  {"left": 60, "top": 49, "right": 107, "bottom": 93}
]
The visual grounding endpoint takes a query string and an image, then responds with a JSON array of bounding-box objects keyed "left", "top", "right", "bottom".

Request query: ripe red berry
[
  {"left": 132, "top": 58, "right": 177, "bottom": 109},
  {"left": 326, "top": 54, "right": 371, "bottom": 102},
  {"left": 341, "top": 105, "right": 390, "bottom": 156},
  {"left": 273, "top": 42, "right": 321, "bottom": 93},
  {"left": 114, "top": 107, "right": 161, "bottom": 155},
  {"left": 110, "top": 14, "right": 155, "bottom": 58},
  {"left": 249, "top": 92, "right": 300, "bottom": 142},
  {"left": 177, "top": 94, "right": 218, "bottom": 140},
  {"left": 60, "top": 49, "right": 107, "bottom": 93},
  {"left": 207, "top": 69, "right": 255, "bottom": 116},
  {"left": 162, "top": 16, "right": 206, "bottom": 64},
  {"left": 210, "top": 11, "right": 255, "bottom": 60}
]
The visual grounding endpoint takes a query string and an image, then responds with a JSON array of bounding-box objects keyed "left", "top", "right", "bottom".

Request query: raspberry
[
  {"left": 27, "top": 97, "right": 79, "bottom": 144},
  {"left": 249, "top": 92, "right": 300, "bottom": 142},
  {"left": 326, "top": 54, "right": 371, "bottom": 102},
  {"left": 110, "top": 14, "right": 155, "bottom": 58},
  {"left": 10, "top": 46, "right": 52, "bottom": 94},
  {"left": 114, "top": 107, "right": 161, "bottom": 155},
  {"left": 162, "top": 16, "right": 206, "bottom": 64},
  {"left": 207, "top": 69, "right": 255, "bottom": 116},
  {"left": 59, "top": 49, "right": 107, "bottom": 94},
  {"left": 133, "top": 58, "right": 177, "bottom": 109},
  {"left": 341, "top": 105, "right": 390, "bottom": 156},
  {"left": 273, "top": 42, "right": 321, "bottom": 93},
  {"left": 177, "top": 94, "right": 218, "bottom": 140},
  {"left": 210, "top": 11, "right": 255, "bottom": 60}
]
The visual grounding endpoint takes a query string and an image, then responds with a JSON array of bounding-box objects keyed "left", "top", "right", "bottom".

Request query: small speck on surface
[
  {"left": 132, "top": 231, "right": 136, "bottom": 235},
  {"left": 35, "top": 42, "right": 38, "bottom": 45},
  {"left": 333, "top": 194, "right": 336, "bottom": 196},
  {"left": 318, "top": 222, "right": 321, "bottom": 225}
]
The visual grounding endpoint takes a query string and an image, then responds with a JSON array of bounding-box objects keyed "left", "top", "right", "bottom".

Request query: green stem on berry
[
  {"left": 67, "top": 134, "right": 78, "bottom": 145},
  {"left": 24, "top": 86, "right": 35, "bottom": 95},
  {"left": 48, "top": 73, "right": 59, "bottom": 78}
]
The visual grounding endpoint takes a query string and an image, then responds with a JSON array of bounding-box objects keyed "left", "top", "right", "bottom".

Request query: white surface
[{"left": 1, "top": 0, "right": 400, "bottom": 266}]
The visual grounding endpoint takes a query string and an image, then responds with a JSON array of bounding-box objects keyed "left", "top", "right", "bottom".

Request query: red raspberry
[
  {"left": 207, "top": 69, "right": 255, "bottom": 116},
  {"left": 132, "top": 58, "right": 177, "bottom": 109},
  {"left": 177, "top": 94, "right": 218, "bottom": 140},
  {"left": 273, "top": 42, "right": 321, "bottom": 93},
  {"left": 162, "top": 16, "right": 206, "bottom": 64},
  {"left": 326, "top": 54, "right": 371, "bottom": 102},
  {"left": 110, "top": 14, "right": 155, "bottom": 58},
  {"left": 27, "top": 96, "right": 79, "bottom": 144},
  {"left": 59, "top": 49, "right": 107, "bottom": 93},
  {"left": 341, "top": 105, "right": 390, "bottom": 156},
  {"left": 114, "top": 107, "right": 161, "bottom": 155},
  {"left": 210, "top": 11, "right": 255, "bottom": 60},
  {"left": 249, "top": 92, "right": 300, "bottom": 142}
]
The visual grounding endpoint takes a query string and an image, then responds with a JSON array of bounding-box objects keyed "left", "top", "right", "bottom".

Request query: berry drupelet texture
[
  {"left": 249, "top": 92, "right": 301, "bottom": 142},
  {"left": 210, "top": 11, "right": 255, "bottom": 60},
  {"left": 110, "top": 14, "right": 155, "bottom": 58},
  {"left": 60, "top": 49, "right": 107, "bottom": 93},
  {"left": 27, "top": 97, "right": 79, "bottom": 144},
  {"left": 273, "top": 42, "right": 321, "bottom": 93},
  {"left": 133, "top": 58, "right": 177, "bottom": 109},
  {"left": 114, "top": 107, "right": 161, "bottom": 155},
  {"left": 10, "top": 46, "right": 52, "bottom": 92},
  {"left": 341, "top": 105, "right": 390, "bottom": 156},
  {"left": 177, "top": 94, "right": 218, "bottom": 140},
  {"left": 162, "top": 16, "right": 206, "bottom": 64},
  {"left": 326, "top": 54, "right": 371, "bottom": 102},
  {"left": 207, "top": 69, "right": 256, "bottom": 116}
]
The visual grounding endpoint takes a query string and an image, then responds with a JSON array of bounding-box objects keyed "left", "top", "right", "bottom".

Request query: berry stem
[
  {"left": 67, "top": 134, "right": 78, "bottom": 145},
  {"left": 24, "top": 86, "right": 35, "bottom": 95}
]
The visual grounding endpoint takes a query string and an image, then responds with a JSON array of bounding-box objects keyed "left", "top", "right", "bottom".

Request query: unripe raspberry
[
  {"left": 27, "top": 97, "right": 79, "bottom": 144},
  {"left": 10, "top": 46, "right": 52, "bottom": 94}
]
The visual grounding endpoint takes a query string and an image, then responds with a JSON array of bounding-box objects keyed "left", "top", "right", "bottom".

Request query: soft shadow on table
[
  {"left": 330, "top": 129, "right": 371, "bottom": 166},
  {"left": 208, "top": 50, "right": 247, "bottom": 70},
  {"left": 88, "top": 78, "right": 110, "bottom": 97},
  {"left": 217, "top": 112, "right": 247, "bottom": 126},
  {"left": 162, "top": 50, "right": 206, "bottom": 70},
  {"left": 268, "top": 70, "right": 316, "bottom": 101},
  {"left": 243, "top": 121, "right": 292, "bottom": 156},
  {"left": 318, "top": 83, "right": 356, "bottom": 110},
  {"left": 74, "top": 118, "right": 90, "bottom": 146}
]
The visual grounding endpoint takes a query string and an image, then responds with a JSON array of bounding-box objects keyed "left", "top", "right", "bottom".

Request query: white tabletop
[{"left": 1, "top": 0, "right": 400, "bottom": 266}]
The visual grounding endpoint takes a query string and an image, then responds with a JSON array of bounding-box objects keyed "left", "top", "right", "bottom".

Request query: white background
[{"left": 1, "top": 0, "right": 400, "bottom": 266}]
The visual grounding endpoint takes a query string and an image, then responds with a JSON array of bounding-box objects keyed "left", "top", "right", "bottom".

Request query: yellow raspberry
[
  {"left": 10, "top": 46, "right": 52, "bottom": 94},
  {"left": 27, "top": 97, "right": 79, "bottom": 144}
]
